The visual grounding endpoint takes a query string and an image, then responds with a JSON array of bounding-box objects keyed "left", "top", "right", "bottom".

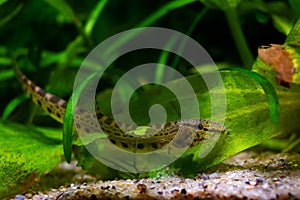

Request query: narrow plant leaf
[
  {"left": 63, "top": 70, "right": 102, "bottom": 163},
  {"left": 42, "top": 0, "right": 76, "bottom": 23},
  {"left": 2, "top": 94, "right": 28, "bottom": 120},
  {"left": 0, "top": 69, "right": 14, "bottom": 81},
  {"left": 0, "top": 57, "right": 11, "bottom": 66},
  {"left": 42, "top": 0, "right": 89, "bottom": 45},
  {"left": 0, "top": 3, "right": 23, "bottom": 28},
  {"left": 137, "top": 0, "right": 197, "bottom": 27},
  {"left": 84, "top": 0, "right": 109, "bottom": 37},
  {"left": 156, "top": 7, "right": 208, "bottom": 83},
  {"left": 63, "top": 95, "right": 75, "bottom": 163},
  {"left": 107, "top": 0, "right": 197, "bottom": 53},
  {"left": 0, "top": 0, "right": 7, "bottom": 5}
]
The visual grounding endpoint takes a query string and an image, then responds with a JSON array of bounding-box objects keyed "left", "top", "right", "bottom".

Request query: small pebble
[
  {"left": 137, "top": 183, "right": 147, "bottom": 193},
  {"left": 181, "top": 188, "right": 187, "bottom": 194},
  {"left": 15, "top": 195, "right": 25, "bottom": 200}
]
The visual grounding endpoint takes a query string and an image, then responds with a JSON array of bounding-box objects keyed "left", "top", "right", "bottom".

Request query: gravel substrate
[{"left": 13, "top": 151, "right": 300, "bottom": 200}]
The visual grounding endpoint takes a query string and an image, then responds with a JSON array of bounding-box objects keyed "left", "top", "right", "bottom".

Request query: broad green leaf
[
  {"left": 0, "top": 120, "right": 62, "bottom": 198},
  {"left": 284, "top": 45, "right": 300, "bottom": 84},
  {"left": 284, "top": 19, "right": 300, "bottom": 84},
  {"left": 220, "top": 67, "right": 279, "bottom": 124},
  {"left": 193, "top": 59, "right": 299, "bottom": 169},
  {"left": 286, "top": 18, "right": 300, "bottom": 47}
]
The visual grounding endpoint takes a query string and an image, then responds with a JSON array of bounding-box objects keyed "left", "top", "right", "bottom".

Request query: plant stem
[{"left": 224, "top": 7, "right": 254, "bottom": 69}]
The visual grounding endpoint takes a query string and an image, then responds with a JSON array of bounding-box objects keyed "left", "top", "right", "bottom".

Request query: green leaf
[
  {"left": 289, "top": 0, "right": 300, "bottom": 19},
  {"left": 0, "top": 3, "right": 23, "bottom": 28},
  {"left": 84, "top": 0, "right": 109, "bottom": 37},
  {"left": 42, "top": 0, "right": 89, "bottom": 45},
  {"left": 202, "top": 0, "right": 254, "bottom": 67},
  {"left": 193, "top": 60, "right": 300, "bottom": 169},
  {"left": 266, "top": 1, "right": 294, "bottom": 35},
  {"left": 155, "top": 7, "right": 208, "bottom": 83},
  {"left": 42, "top": 0, "right": 75, "bottom": 23},
  {"left": 199, "top": 0, "right": 242, "bottom": 10},
  {"left": 137, "top": 0, "right": 197, "bottom": 27},
  {"left": 239, "top": 1, "right": 294, "bottom": 35},
  {"left": 0, "top": 120, "right": 62, "bottom": 198},
  {"left": 0, "top": 69, "right": 14, "bottom": 81},
  {"left": 220, "top": 67, "right": 280, "bottom": 124},
  {"left": 63, "top": 70, "right": 102, "bottom": 163},
  {"left": 0, "top": 0, "right": 8, "bottom": 5},
  {"left": 63, "top": 95, "right": 75, "bottom": 163},
  {"left": 284, "top": 45, "right": 300, "bottom": 85},
  {"left": 285, "top": 18, "right": 300, "bottom": 47},
  {"left": 2, "top": 94, "right": 28, "bottom": 120},
  {"left": 105, "top": 0, "right": 198, "bottom": 55}
]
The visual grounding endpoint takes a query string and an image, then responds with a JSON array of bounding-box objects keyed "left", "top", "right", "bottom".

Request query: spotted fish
[{"left": 15, "top": 64, "right": 227, "bottom": 153}]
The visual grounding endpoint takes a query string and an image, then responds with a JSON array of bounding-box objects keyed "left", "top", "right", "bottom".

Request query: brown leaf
[{"left": 258, "top": 44, "right": 296, "bottom": 85}]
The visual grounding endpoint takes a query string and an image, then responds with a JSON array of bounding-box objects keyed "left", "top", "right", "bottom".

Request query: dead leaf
[{"left": 258, "top": 44, "right": 296, "bottom": 85}]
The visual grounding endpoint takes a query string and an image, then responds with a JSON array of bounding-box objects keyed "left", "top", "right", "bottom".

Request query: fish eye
[{"left": 197, "top": 124, "right": 203, "bottom": 130}]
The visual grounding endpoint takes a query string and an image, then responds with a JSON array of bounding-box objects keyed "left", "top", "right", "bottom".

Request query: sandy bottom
[{"left": 13, "top": 151, "right": 300, "bottom": 200}]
